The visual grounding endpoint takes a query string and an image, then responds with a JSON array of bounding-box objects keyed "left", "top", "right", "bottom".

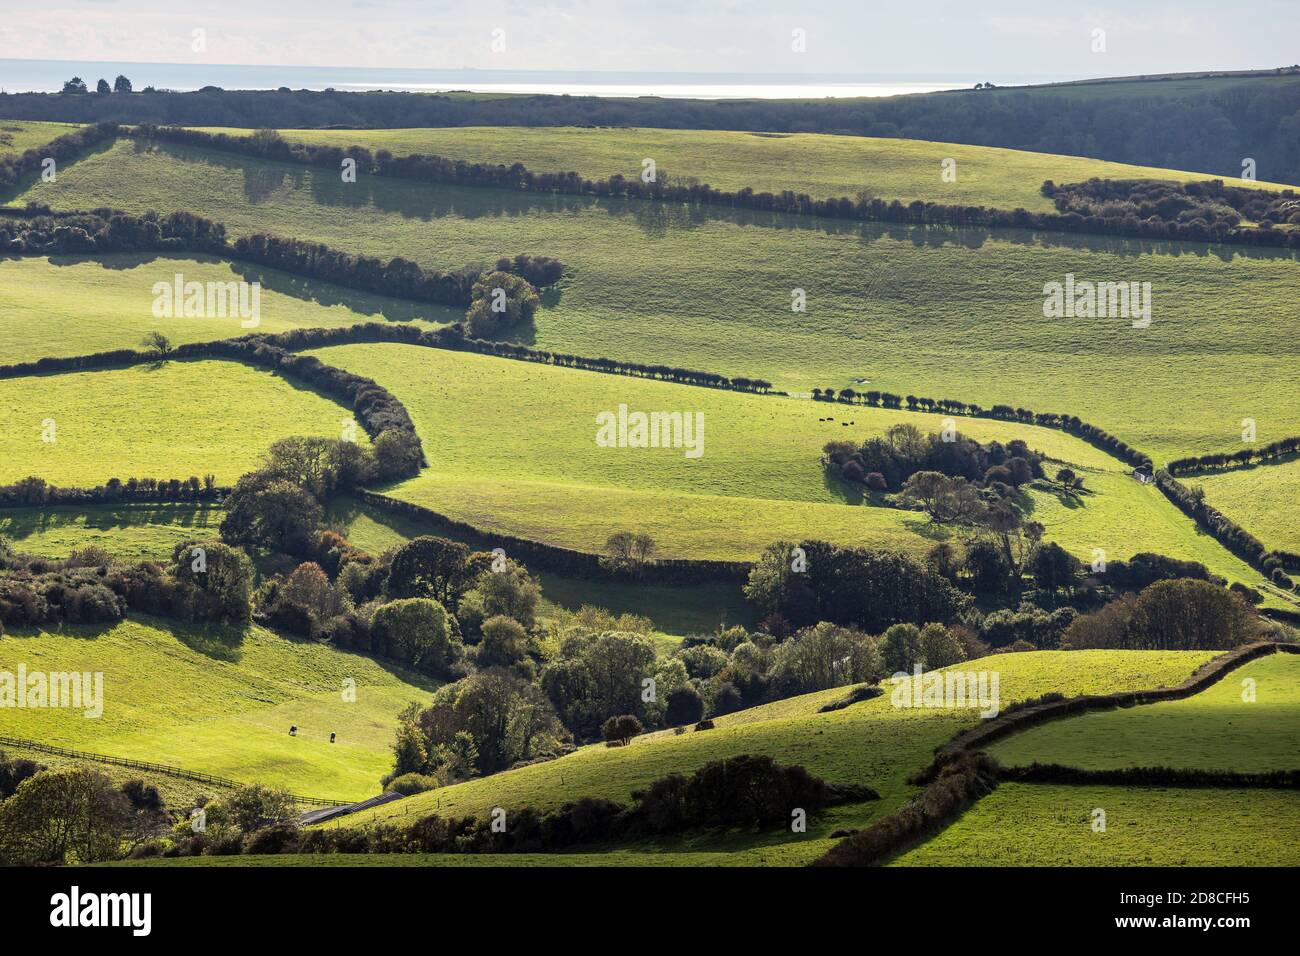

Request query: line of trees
[
  {"left": 1167, "top": 435, "right": 1300, "bottom": 475},
  {"left": 125, "top": 125, "right": 1300, "bottom": 250},
  {"left": 0, "top": 475, "right": 223, "bottom": 507},
  {"left": 1155, "top": 470, "right": 1296, "bottom": 590},
  {"left": 820, "top": 388, "right": 1153, "bottom": 470}
]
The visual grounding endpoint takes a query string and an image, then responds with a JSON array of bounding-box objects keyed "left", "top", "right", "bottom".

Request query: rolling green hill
[
  {"left": 1196, "top": 459, "right": 1300, "bottom": 554},
  {"left": 0, "top": 359, "right": 367, "bottom": 486},
  {"left": 990, "top": 652, "right": 1300, "bottom": 771},
  {"left": 197, "top": 125, "right": 1295, "bottom": 213},
  {"left": 304, "top": 341, "right": 1281, "bottom": 600},
  {"left": 343, "top": 650, "right": 1215, "bottom": 865},
  {"left": 16, "top": 136, "right": 1298, "bottom": 468},
  {"left": 0, "top": 617, "right": 435, "bottom": 800},
  {"left": 889, "top": 783, "right": 1300, "bottom": 866},
  {"left": 0, "top": 253, "right": 455, "bottom": 366}
]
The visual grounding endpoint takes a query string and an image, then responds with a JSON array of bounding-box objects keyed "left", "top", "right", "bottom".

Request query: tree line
[
  {"left": 818, "top": 386, "right": 1153, "bottom": 470},
  {"left": 0, "top": 475, "right": 223, "bottom": 507},
  {"left": 1167, "top": 435, "right": 1300, "bottom": 475}
]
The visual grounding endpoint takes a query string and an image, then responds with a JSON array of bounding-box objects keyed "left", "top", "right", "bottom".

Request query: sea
[{"left": 0, "top": 59, "right": 1080, "bottom": 98}]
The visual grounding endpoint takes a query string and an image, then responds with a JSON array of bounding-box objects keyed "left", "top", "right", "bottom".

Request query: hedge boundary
[
  {"left": 812, "top": 640, "right": 1299, "bottom": 866},
  {"left": 999, "top": 763, "right": 1300, "bottom": 789}
]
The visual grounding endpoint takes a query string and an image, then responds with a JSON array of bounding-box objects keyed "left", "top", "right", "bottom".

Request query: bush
[
  {"left": 386, "top": 773, "right": 441, "bottom": 796},
  {"left": 664, "top": 685, "right": 705, "bottom": 726},
  {"left": 601, "top": 714, "right": 643, "bottom": 746}
]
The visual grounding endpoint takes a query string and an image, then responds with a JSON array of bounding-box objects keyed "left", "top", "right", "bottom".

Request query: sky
[{"left": 1, "top": 0, "right": 1297, "bottom": 78}]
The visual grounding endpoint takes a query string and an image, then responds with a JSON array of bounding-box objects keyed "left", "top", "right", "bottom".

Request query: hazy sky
[{"left": 2, "top": 0, "right": 1297, "bottom": 76}]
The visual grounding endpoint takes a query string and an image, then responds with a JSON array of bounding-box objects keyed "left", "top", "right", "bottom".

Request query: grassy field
[
  {"left": 303, "top": 342, "right": 1281, "bottom": 601},
  {"left": 1195, "top": 459, "right": 1300, "bottom": 554},
  {"left": 990, "top": 652, "right": 1300, "bottom": 772},
  {"left": 0, "top": 359, "right": 366, "bottom": 486},
  {"left": 198, "top": 125, "right": 1296, "bottom": 213},
  {"left": 340, "top": 650, "right": 1215, "bottom": 865},
  {"left": 0, "top": 502, "right": 224, "bottom": 560},
  {"left": 0, "top": 616, "right": 434, "bottom": 801},
  {"left": 890, "top": 783, "right": 1300, "bottom": 866},
  {"left": 0, "top": 119, "right": 79, "bottom": 157},
  {"left": 0, "top": 252, "right": 454, "bottom": 366},
  {"left": 17, "top": 136, "right": 1299, "bottom": 468}
]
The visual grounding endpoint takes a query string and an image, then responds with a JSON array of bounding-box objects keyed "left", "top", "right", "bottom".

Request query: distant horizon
[{"left": 6, "top": 57, "right": 1295, "bottom": 100}]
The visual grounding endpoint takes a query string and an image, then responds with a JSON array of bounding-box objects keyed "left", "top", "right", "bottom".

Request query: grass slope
[
  {"left": 344, "top": 650, "right": 1214, "bottom": 866},
  {"left": 304, "top": 342, "right": 1278, "bottom": 599},
  {"left": 18, "top": 137, "right": 1299, "bottom": 466},
  {"left": 198, "top": 125, "right": 1295, "bottom": 213},
  {"left": 0, "top": 120, "right": 79, "bottom": 157},
  {"left": 0, "top": 502, "right": 225, "bottom": 560},
  {"left": 990, "top": 652, "right": 1300, "bottom": 772},
  {"left": 1195, "top": 458, "right": 1300, "bottom": 554},
  {"left": 0, "top": 253, "right": 456, "bottom": 366},
  {"left": 0, "top": 359, "right": 366, "bottom": 486},
  {"left": 0, "top": 617, "right": 434, "bottom": 801},
  {"left": 890, "top": 783, "right": 1300, "bottom": 866}
]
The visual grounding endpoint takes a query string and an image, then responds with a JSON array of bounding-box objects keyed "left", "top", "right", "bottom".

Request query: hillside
[
  {"left": 15, "top": 137, "right": 1299, "bottom": 468},
  {"left": 1196, "top": 459, "right": 1300, "bottom": 554},
  {"left": 198, "top": 125, "right": 1296, "bottom": 214},
  {"left": 341, "top": 650, "right": 1215, "bottom": 865},
  {"left": 0, "top": 617, "right": 435, "bottom": 800},
  {"left": 889, "top": 783, "right": 1300, "bottom": 866},
  {"left": 0, "top": 253, "right": 454, "bottom": 366},
  {"left": 300, "top": 341, "right": 1279, "bottom": 599},
  {"left": 4, "top": 71, "right": 1299, "bottom": 182},
  {"left": 989, "top": 652, "right": 1300, "bottom": 771},
  {"left": 0, "top": 359, "right": 367, "bottom": 486}
]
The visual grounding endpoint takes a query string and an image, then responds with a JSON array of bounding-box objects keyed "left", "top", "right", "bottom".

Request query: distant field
[
  {"left": 0, "top": 502, "right": 224, "bottom": 560},
  {"left": 198, "top": 125, "right": 1296, "bottom": 213},
  {"left": 0, "top": 359, "right": 366, "bottom": 486},
  {"left": 890, "top": 782, "right": 1300, "bottom": 866},
  {"left": 0, "top": 119, "right": 79, "bottom": 157},
  {"left": 18, "top": 137, "right": 1299, "bottom": 466},
  {"left": 0, "top": 617, "right": 435, "bottom": 800},
  {"left": 991, "top": 652, "right": 1300, "bottom": 772},
  {"left": 346, "top": 650, "right": 1215, "bottom": 866},
  {"left": 304, "top": 342, "right": 1281, "bottom": 600},
  {"left": 0, "top": 253, "right": 455, "bottom": 366},
  {"left": 1196, "top": 459, "right": 1300, "bottom": 554}
]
